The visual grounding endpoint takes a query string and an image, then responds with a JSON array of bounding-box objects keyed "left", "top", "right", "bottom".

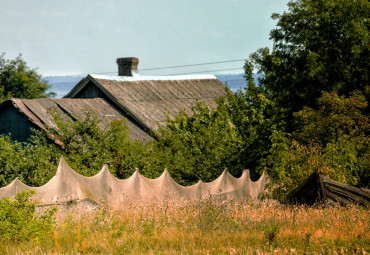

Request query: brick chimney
[{"left": 116, "top": 57, "right": 139, "bottom": 76}]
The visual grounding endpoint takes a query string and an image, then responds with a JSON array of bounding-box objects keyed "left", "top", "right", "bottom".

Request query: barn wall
[{"left": 0, "top": 104, "right": 37, "bottom": 142}]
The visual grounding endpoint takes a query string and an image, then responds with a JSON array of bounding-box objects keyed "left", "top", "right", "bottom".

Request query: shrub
[
  {"left": 0, "top": 134, "right": 60, "bottom": 187},
  {"left": 0, "top": 190, "right": 56, "bottom": 242},
  {"left": 266, "top": 91, "right": 369, "bottom": 199}
]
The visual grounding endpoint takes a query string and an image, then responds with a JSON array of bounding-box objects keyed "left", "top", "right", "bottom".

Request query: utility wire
[
  {"left": 220, "top": 79, "right": 246, "bottom": 82},
  {"left": 139, "top": 59, "right": 245, "bottom": 71},
  {"left": 44, "top": 58, "right": 247, "bottom": 78},
  {"left": 162, "top": 68, "right": 244, "bottom": 76}
]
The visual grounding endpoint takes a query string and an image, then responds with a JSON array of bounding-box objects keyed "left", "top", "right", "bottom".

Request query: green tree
[
  {"left": 0, "top": 53, "right": 54, "bottom": 102},
  {"left": 138, "top": 101, "right": 244, "bottom": 185},
  {"left": 46, "top": 110, "right": 137, "bottom": 177},
  {"left": 293, "top": 91, "right": 369, "bottom": 187},
  {"left": 249, "top": 0, "right": 369, "bottom": 128},
  {"left": 220, "top": 62, "right": 285, "bottom": 180},
  {"left": 266, "top": 91, "right": 369, "bottom": 199}
]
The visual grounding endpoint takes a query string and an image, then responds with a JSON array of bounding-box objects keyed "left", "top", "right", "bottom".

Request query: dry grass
[{"left": 0, "top": 200, "right": 369, "bottom": 254}]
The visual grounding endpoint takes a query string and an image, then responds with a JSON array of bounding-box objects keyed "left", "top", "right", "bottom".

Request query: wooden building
[
  {"left": 0, "top": 98, "right": 150, "bottom": 142},
  {"left": 65, "top": 57, "right": 227, "bottom": 133},
  {"left": 0, "top": 57, "right": 227, "bottom": 142},
  {"left": 285, "top": 171, "right": 370, "bottom": 207}
]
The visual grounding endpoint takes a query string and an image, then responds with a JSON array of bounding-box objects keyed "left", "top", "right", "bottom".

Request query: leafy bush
[
  {"left": 46, "top": 110, "right": 134, "bottom": 177},
  {"left": 0, "top": 134, "right": 60, "bottom": 187},
  {"left": 0, "top": 190, "right": 56, "bottom": 242},
  {"left": 266, "top": 91, "right": 369, "bottom": 199},
  {"left": 142, "top": 100, "right": 243, "bottom": 184}
]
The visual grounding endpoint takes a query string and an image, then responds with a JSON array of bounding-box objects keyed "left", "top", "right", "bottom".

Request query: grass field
[{"left": 1, "top": 199, "right": 369, "bottom": 254}]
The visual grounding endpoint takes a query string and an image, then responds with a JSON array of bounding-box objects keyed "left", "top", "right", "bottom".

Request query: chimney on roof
[{"left": 116, "top": 57, "right": 139, "bottom": 76}]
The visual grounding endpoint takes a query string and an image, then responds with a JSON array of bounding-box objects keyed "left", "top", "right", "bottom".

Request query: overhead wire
[
  {"left": 161, "top": 68, "right": 244, "bottom": 76},
  {"left": 44, "top": 58, "right": 247, "bottom": 78},
  {"left": 139, "top": 59, "right": 245, "bottom": 71},
  {"left": 44, "top": 58, "right": 249, "bottom": 86}
]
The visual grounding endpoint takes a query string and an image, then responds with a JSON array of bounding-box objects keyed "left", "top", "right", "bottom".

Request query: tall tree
[
  {"left": 266, "top": 91, "right": 369, "bottom": 199},
  {"left": 0, "top": 54, "right": 54, "bottom": 102},
  {"left": 249, "top": 0, "right": 369, "bottom": 127}
]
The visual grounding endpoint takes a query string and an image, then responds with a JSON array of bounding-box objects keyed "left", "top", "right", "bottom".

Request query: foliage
[
  {"left": 221, "top": 62, "right": 285, "bottom": 179},
  {"left": 266, "top": 92, "right": 369, "bottom": 199},
  {"left": 0, "top": 134, "right": 60, "bottom": 187},
  {"left": 2, "top": 0, "right": 370, "bottom": 194},
  {"left": 0, "top": 110, "right": 146, "bottom": 187},
  {"left": 138, "top": 100, "right": 243, "bottom": 184},
  {"left": 293, "top": 91, "right": 369, "bottom": 187},
  {"left": 0, "top": 190, "right": 56, "bottom": 242},
  {"left": 293, "top": 91, "right": 369, "bottom": 147},
  {"left": 1, "top": 91, "right": 367, "bottom": 194},
  {"left": 46, "top": 110, "right": 141, "bottom": 177},
  {"left": 248, "top": 0, "right": 370, "bottom": 127},
  {"left": 237, "top": 0, "right": 370, "bottom": 197},
  {"left": 0, "top": 53, "right": 54, "bottom": 102}
]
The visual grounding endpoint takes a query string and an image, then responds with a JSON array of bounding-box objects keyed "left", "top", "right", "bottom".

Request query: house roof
[
  {"left": 65, "top": 74, "right": 228, "bottom": 131},
  {"left": 0, "top": 98, "right": 150, "bottom": 141}
]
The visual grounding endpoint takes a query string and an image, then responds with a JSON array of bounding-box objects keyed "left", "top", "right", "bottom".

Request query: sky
[{"left": 0, "top": 0, "right": 289, "bottom": 77}]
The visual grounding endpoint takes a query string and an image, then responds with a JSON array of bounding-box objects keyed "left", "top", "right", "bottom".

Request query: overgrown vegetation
[
  {"left": 0, "top": 0, "right": 368, "bottom": 200},
  {"left": 0, "top": 1, "right": 368, "bottom": 252},
  {"left": 0, "top": 190, "right": 56, "bottom": 242},
  {"left": 0, "top": 201, "right": 368, "bottom": 254},
  {"left": 266, "top": 91, "right": 369, "bottom": 199}
]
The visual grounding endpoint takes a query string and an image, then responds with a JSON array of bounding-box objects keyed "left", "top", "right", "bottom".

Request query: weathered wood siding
[
  {"left": 285, "top": 172, "right": 370, "bottom": 207},
  {"left": 0, "top": 104, "right": 36, "bottom": 142},
  {"left": 75, "top": 81, "right": 107, "bottom": 99}
]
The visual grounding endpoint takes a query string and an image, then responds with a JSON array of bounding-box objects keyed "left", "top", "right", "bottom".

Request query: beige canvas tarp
[{"left": 0, "top": 157, "right": 267, "bottom": 207}]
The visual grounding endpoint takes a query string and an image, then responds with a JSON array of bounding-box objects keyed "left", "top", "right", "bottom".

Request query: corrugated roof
[
  {"left": 10, "top": 98, "right": 150, "bottom": 141},
  {"left": 66, "top": 75, "right": 227, "bottom": 131}
]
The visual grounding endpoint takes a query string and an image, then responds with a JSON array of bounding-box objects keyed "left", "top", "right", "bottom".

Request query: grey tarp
[{"left": 0, "top": 157, "right": 267, "bottom": 207}]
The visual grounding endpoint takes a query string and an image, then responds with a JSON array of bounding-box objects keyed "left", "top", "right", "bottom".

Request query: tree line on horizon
[{"left": 0, "top": 0, "right": 368, "bottom": 200}]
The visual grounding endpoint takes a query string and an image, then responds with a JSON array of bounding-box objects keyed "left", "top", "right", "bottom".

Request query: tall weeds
[{"left": 0, "top": 199, "right": 369, "bottom": 254}]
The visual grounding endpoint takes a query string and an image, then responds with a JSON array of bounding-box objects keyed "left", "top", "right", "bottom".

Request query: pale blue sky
[{"left": 0, "top": 0, "right": 288, "bottom": 76}]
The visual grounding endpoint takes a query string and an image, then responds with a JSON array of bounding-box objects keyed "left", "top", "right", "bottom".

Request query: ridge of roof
[{"left": 90, "top": 73, "right": 217, "bottom": 81}]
